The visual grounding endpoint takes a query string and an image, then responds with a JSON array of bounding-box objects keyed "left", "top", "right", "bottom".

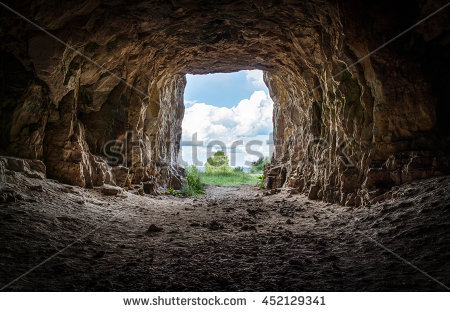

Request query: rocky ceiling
[{"left": 0, "top": 0, "right": 449, "bottom": 205}]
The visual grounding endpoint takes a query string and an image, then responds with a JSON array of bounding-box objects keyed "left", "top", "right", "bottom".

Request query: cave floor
[{"left": 1, "top": 172, "right": 449, "bottom": 291}]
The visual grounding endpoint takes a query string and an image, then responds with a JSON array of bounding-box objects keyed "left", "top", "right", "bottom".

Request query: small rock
[
  {"left": 146, "top": 224, "right": 164, "bottom": 233},
  {"left": 61, "top": 186, "right": 74, "bottom": 193},
  {"left": 101, "top": 185, "right": 121, "bottom": 196},
  {"left": 246, "top": 208, "right": 261, "bottom": 216},
  {"left": 207, "top": 220, "right": 224, "bottom": 230},
  {"left": 241, "top": 224, "right": 257, "bottom": 231},
  {"left": 143, "top": 182, "right": 158, "bottom": 195},
  {"left": 131, "top": 188, "right": 145, "bottom": 196},
  {"left": 286, "top": 219, "right": 294, "bottom": 224},
  {"left": 25, "top": 171, "right": 44, "bottom": 179},
  {"left": 29, "top": 185, "right": 43, "bottom": 192}
]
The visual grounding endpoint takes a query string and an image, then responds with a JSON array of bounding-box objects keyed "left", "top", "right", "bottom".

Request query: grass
[
  {"left": 174, "top": 162, "right": 263, "bottom": 197},
  {"left": 199, "top": 171, "right": 259, "bottom": 186}
]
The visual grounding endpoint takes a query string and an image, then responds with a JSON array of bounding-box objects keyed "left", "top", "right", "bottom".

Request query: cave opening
[
  {"left": 180, "top": 70, "right": 274, "bottom": 177},
  {"left": 0, "top": 0, "right": 449, "bottom": 293}
]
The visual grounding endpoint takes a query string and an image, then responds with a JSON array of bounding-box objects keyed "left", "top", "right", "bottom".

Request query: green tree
[
  {"left": 205, "top": 150, "right": 232, "bottom": 174},
  {"left": 206, "top": 150, "right": 227, "bottom": 166}
]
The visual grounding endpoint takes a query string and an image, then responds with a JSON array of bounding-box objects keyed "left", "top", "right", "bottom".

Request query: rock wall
[
  {"left": 265, "top": 0, "right": 450, "bottom": 205},
  {"left": 1, "top": 1, "right": 188, "bottom": 190},
  {"left": 0, "top": 0, "right": 448, "bottom": 200}
]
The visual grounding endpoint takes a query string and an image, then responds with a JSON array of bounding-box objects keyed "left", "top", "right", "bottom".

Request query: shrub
[
  {"left": 181, "top": 165, "right": 205, "bottom": 196},
  {"left": 233, "top": 166, "right": 244, "bottom": 173},
  {"left": 256, "top": 175, "right": 265, "bottom": 188}
]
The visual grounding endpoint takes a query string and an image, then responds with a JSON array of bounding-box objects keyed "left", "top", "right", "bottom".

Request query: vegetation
[
  {"left": 201, "top": 150, "right": 257, "bottom": 185},
  {"left": 180, "top": 165, "right": 205, "bottom": 196},
  {"left": 199, "top": 171, "right": 258, "bottom": 186},
  {"left": 256, "top": 175, "right": 265, "bottom": 188},
  {"left": 249, "top": 157, "right": 270, "bottom": 174},
  {"left": 205, "top": 150, "right": 233, "bottom": 175},
  {"left": 176, "top": 152, "right": 268, "bottom": 194}
]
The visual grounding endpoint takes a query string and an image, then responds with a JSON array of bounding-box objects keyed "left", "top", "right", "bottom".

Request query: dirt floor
[{"left": 0, "top": 167, "right": 449, "bottom": 291}]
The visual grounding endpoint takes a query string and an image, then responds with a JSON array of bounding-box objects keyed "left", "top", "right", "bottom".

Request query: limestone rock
[
  {"left": 0, "top": 0, "right": 448, "bottom": 205},
  {"left": 100, "top": 185, "right": 122, "bottom": 196},
  {"left": 0, "top": 157, "right": 46, "bottom": 180},
  {"left": 146, "top": 224, "right": 164, "bottom": 234}
]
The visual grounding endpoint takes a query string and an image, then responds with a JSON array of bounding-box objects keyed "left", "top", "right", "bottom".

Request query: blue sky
[
  {"left": 181, "top": 70, "right": 274, "bottom": 167},
  {"left": 184, "top": 71, "right": 265, "bottom": 108}
]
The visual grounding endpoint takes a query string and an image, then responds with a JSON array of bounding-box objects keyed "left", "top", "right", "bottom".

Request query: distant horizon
[{"left": 181, "top": 165, "right": 253, "bottom": 172}]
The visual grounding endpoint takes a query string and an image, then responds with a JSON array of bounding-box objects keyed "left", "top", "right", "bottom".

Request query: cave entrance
[{"left": 180, "top": 70, "right": 273, "bottom": 185}]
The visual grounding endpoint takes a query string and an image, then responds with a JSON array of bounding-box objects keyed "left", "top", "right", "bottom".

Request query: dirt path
[{"left": 1, "top": 170, "right": 449, "bottom": 291}]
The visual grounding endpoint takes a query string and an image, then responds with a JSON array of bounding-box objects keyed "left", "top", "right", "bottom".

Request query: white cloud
[
  {"left": 181, "top": 90, "right": 274, "bottom": 166},
  {"left": 245, "top": 70, "right": 266, "bottom": 89},
  {"left": 233, "top": 91, "right": 273, "bottom": 137},
  {"left": 182, "top": 90, "right": 273, "bottom": 144}
]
